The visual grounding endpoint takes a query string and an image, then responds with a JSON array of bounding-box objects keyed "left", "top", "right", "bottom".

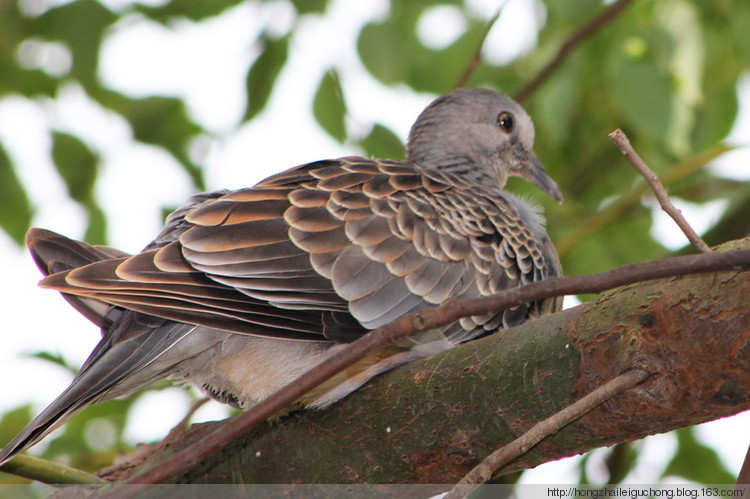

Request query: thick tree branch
[
  {"left": 609, "top": 129, "right": 712, "bottom": 253},
  {"left": 514, "top": 0, "right": 634, "bottom": 102},
  {"left": 91, "top": 242, "right": 750, "bottom": 492}
]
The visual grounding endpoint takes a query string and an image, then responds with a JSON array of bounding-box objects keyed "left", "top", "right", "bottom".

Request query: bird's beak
[{"left": 514, "top": 149, "right": 563, "bottom": 203}]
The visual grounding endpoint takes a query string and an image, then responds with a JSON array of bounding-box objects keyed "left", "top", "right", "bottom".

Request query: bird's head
[{"left": 406, "top": 88, "right": 562, "bottom": 202}]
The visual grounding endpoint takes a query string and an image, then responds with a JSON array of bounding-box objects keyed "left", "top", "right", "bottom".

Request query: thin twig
[
  {"left": 555, "top": 144, "right": 734, "bottom": 257},
  {"left": 454, "top": 1, "right": 508, "bottom": 90},
  {"left": 102, "top": 249, "right": 750, "bottom": 496},
  {"left": 445, "top": 368, "right": 651, "bottom": 499},
  {"left": 609, "top": 129, "right": 712, "bottom": 254},
  {"left": 514, "top": 0, "right": 634, "bottom": 102}
]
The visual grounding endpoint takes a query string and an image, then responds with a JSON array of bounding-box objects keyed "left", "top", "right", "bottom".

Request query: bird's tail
[
  {"left": 0, "top": 229, "right": 203, "bottom": 466},
  {"left": 0, "top": 315, "right": 199, "bottom": 466},
  {"left": 26, "top": 228, "right": 131, "bottom": 329}
]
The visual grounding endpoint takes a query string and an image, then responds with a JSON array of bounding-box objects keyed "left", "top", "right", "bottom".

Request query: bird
[{"left": 0, "top": 88, "right": 563, "bottom": 466}]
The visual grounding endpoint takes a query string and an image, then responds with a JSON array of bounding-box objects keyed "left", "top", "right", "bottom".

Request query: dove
[{"left": 0, "top": 88, "right": 562, "bottom": 465}]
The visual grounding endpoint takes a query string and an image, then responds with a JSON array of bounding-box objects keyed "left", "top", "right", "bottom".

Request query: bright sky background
[{"left": 1, "top": 0, "right": 749, "bottom": 484}]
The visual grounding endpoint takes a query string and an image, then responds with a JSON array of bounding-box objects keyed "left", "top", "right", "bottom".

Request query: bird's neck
[{"left": 412, "top": 152, "right": 502, "bottom": 188}]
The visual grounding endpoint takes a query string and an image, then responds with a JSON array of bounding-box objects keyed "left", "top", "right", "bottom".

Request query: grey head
[{"left": 406, "top": 88, "right": 562, "bottom": 202}]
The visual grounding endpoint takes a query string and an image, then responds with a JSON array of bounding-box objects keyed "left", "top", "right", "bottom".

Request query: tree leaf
[
  {"left": 663, "top": 428, "right": 735, "bottom": 484},
  {"left": 31, "top": 0, "right": 117, "bottom": 90},
  {"left": 0, "top": 144, "right": 32, "bottom": 246},
  {"left": 0, "top": 406, "right": 33, "bottom": 453},
  {"left": 290, "top": 0, "right": 328, "bottom": 15},
  {"left": 42, "top": 398, "right": 134, "bottom": 472},
  {"left": 693, "top": 83, "right": 739, "bottom": 150},
  {"left": 84, "top": 203, "right": 107, "bottom": 247},
  {"left": 100, "top": 92, "right": 205, "bottom": 190},
  {"left": 135, "top": 0, "right": 244, "bottom": 23},
  {"left": 560, "top": 206, "right": 664, "bottom": 279},
  {"left": 313, "top": 70, "right": 347, "bottom": 143},
  {"left": 357, "top": 14, "right": 483, "bottom": 93},
  {"left": 51, "top": 133, "right": 107, "bottom": 245},
  {"left": 701, "top": 194, "right": 750, "bottom": 249},
  {"left": 610, "top": 34, "right": 673, "bottom": 144},
  {"left": 244, "top": 35, "right": 289, "bottom": 122},
  {"left": 358, "top": 123, "right": 404, "bottom": 160},
  {"left": 27, "top": 351, "right": 77, "bottom": 373},
  {"left": 51, "top": 133, "right": 98, "bottom": 204},
  {"left": 0, "top": 2, "right": 60, "bottom": 97}
]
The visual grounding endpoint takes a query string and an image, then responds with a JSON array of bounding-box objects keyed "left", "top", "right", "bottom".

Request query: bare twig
[
  {"left": 446, "top": 368, "right": 651, "bottom": 499},
  {"left": 514, "top": 0, "right": 634, "bottom": 102},
  {"left": 103, "top": 249, "right": 750, "bottom": 496},
  {"left": 555, "top": 144, "right": 734, "bottom": 257},
  {"left": 454, "top": 1, "right": 508, "bottom": 89},
  {"left": 609, "top": 129, "right": 712, "bottom": 254}
]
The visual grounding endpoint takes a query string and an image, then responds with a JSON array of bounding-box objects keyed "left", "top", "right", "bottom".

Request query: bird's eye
[{"left": 497, "top": 112, "right": 514, "bottom": 133}]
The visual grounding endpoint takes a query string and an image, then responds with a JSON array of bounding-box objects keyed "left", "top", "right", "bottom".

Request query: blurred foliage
[
  {"left": 243, "top": 34, "right": 289, "bottom": 122},
  {"left": 313, "top": 70, "right": 347, "bottom": 143},
  {"left": 51, "top": 132, "right": 106, "bottom": 244},
  {"left": 0, "top": 144, "right": 31, "bottom": 245},
  {"left": 0, "top": 0, "right": 748, "bottom": 485},
  {"left": 663, "top": 429, "right": 737, "bottom": 484}
]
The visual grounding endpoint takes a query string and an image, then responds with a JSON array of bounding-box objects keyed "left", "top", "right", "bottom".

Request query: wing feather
[{"left": 36, "top": 157, "right": 561, "bottom": 344}]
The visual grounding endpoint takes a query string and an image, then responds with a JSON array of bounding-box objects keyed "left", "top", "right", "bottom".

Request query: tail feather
[
  {"left": 0, "top": 317, "right": 198, "bottom": 466},
  {"left": 0, "top": 229, "right": 201, "bottom": 466},
  {"left": 26, "top": 228, "right": 130, "bottom": 329}
]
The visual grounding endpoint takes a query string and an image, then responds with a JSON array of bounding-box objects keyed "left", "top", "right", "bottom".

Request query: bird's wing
[{"left": 37, "top": 157, "right": 560, "bottom": 344}]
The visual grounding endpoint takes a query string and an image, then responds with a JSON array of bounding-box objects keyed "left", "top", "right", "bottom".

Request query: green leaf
[
  {"left": 100, "top": 93, "right": 205, "bottom": 190},
  {"left": 357, "top": 16, "right": 483, "bottom": 93},
  {"left": 545, "top": 0, "right": 604, "bottom": 25},
  {"left": 663, "top": 428, "right": 735, "bottom": 484},
  {"left": 31, "top": 0, "right": 117, "bottom": 90},
  {"left": 701, "top": 193, "right": 750, "bottom": 249},
  {"left": 357, "top": 21, "right": 413, "bottom": 87},
  {"left": 244, "top": 35, "right": 289, "bottom": 122},
  {"left": 0, "top": 144, "right": 32, "bottom": 245},
  {"left": 605, "top": 442, "right": 638, "bottom": 484},
  {"left": 693, "top": 83, "right": 738, "bottom": 150},
  {"left": 42, "top": 398, "right": 134, "bottom": 472},
  {"left": 532, "top": 63, "right": 580, "bottom": 148},
  {"left": 0, "top": 405, "right": 33, "bottom": 449},
  {"left": 290, "top": 0, "right": 328, "bottom": 15},
  {"left": 610, "top": 34, "right": 673, "bottom": 143},
  {"left": 135, "top": 0, "right": 244, "bottom": 23},
  {"left": 84, "top": 203, "right": 107, "bottom": 246},
  {"left": 0, "top": 2, "right": 60, "bottom": 97},
  {"left": 51, "top": 133, "right": 98, "bottom": 204},
  {"left": 27, "top": 352, "right": 78, "bottom": 373},
  {"left": 560, "top": 204, "right": 664, "bottom": 279},
  {"left": 313, "top": 70, "right": 347, "bottom": 143},
  {"left": 51, "top": 133, "right": 107, "bottom": 245},
  {"left": 358, "top": 124, "right": 404, "bottom": 160}
]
